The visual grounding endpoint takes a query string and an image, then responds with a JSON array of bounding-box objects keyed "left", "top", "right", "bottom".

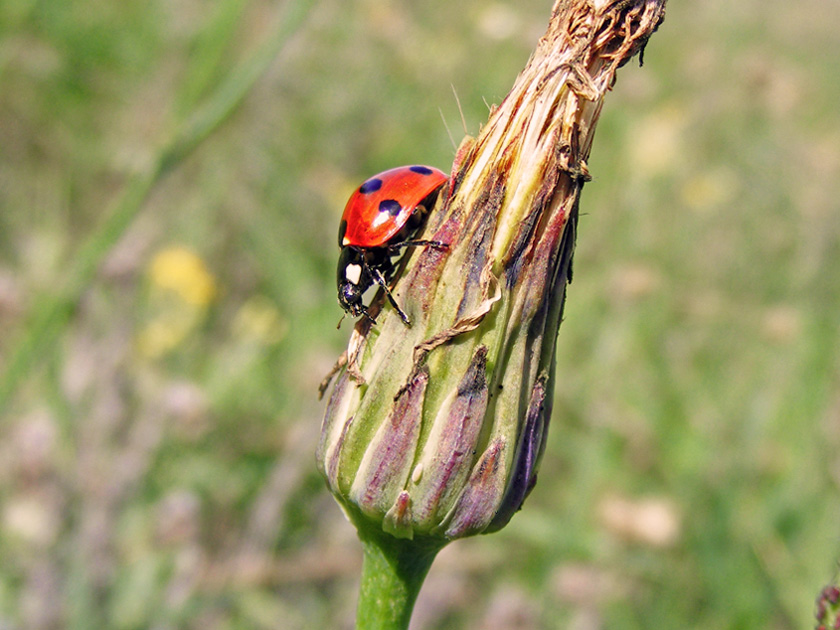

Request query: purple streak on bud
[
  {"left": 325, "top": 414, "right": 353, "bottom": 490},
  {"left": 818, "top": 603, "right": 827, "bottom": 622},
  {"left": 444, "top": 438, "right": 507, "bottom": 539},
  {"left": 350, "top": 368, "right": 429, "bottom": 516},
  {"left": 454, "top": 179, "right": 504, "bottom": 321},
  {"left": 316, "top": 369, "right": 354, "bottom": 489},
  {"left": 816, "top": 585, "right": 840, "bottom": 627},
  {"left": 407, "top": 213, "right": 460, "bottom": 312},
  {"left": 488, "top": 372, "right": 549, "bottom": 532},
  {"left": 412, "top": 346, "right": 489, "bottom": 526}
]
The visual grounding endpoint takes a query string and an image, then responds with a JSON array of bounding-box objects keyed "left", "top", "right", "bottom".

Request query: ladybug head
[{"left": 337, "top": 247, "right": 372, "bottom": 317}]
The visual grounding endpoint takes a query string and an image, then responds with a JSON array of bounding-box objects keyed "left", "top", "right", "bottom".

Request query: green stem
[{"left": 355, "top": 531, "right": 443, "bottom": 630}]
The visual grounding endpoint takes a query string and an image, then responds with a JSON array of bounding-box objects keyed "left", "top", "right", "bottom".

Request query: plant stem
[{"left": 355, "top": 531, "right": 443, "bottom": 630}]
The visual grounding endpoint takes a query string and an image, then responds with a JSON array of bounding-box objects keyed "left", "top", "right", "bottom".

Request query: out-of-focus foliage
[{"left": 0, "top": 0, "right": 838, "bottom": 628}]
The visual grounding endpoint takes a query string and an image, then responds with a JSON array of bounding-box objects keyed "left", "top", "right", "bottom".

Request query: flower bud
[{"left": 318, "top": 0, "right": 665, "bottom": 542}]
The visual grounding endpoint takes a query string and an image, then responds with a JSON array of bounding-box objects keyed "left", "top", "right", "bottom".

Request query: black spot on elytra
[
  {"left": 359, "top": 178, "right": 383, "bottom": 194},
  {"left": 409, "top": 165, "right": 433, "bottom": 175},
  {"left": 379, "top": 199, "right": 402, "bottom": 217},
  {"left": 338, "top": 219, "right": 347, "bottom": 246}
]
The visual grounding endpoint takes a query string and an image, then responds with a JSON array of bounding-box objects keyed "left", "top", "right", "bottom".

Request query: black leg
[
  {"left": 387, "top": 239, "right": 448, "bottom": 253},
  {"left": 370, "top": 267, "right": 411, "bottom": 326}
]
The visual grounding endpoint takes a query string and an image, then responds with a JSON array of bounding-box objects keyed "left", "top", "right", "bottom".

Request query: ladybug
[{"left": 337, "top": 165, "right": 448, "bottom": 326}]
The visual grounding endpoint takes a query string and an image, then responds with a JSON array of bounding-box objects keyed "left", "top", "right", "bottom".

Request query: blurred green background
[{"left": 2, "top": 0, "right": 839, "bottom": 628}]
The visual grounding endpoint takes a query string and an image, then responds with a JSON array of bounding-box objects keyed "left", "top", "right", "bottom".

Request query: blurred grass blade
[
  {"left": 174, "top": 0, "right": 251, "bottom": 117},
  {"left": 0, "top": 0, "right": 314, "bottom": 411},
  {"left": 162, "top": 0, "right": 314, "bottom": 170}
]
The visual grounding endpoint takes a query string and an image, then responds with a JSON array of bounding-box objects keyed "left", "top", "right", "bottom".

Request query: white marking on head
[
  {"left": 345, "top": 263, "right": 362, "bottom": 285},
  {"left": 342, "top": 236, "right": 351, "bottom": 246}
]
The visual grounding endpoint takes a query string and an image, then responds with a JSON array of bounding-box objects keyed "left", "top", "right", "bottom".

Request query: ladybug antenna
[
  {"left": 336, "top": 313, "right": 347, "bottom": 330},
  {"left": 451, "top": 83, "right": 468, "bottom": 136}
]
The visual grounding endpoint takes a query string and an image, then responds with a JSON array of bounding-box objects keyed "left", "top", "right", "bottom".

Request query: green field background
[{"left": 1, "top": 0, "right": 839, "bottom": 628}]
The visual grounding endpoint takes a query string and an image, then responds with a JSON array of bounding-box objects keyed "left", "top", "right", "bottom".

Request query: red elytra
[{"left": 339, "top": 165, "right": 448, "bottom": 248}]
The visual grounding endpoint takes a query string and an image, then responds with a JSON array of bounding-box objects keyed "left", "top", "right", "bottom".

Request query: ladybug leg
[
  {"left": 386, "top": 239, "right": 449, "bottom": 252},
  {"left": 369, "top": 267, "right": 411, "bottom": 326},
  {"left": 340, "top": 308, "right": 377, "bottom": 327}
]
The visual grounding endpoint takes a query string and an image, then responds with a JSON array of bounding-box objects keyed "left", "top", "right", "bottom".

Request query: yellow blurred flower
[
  {"left": 231, "top": 296, "right": 288, "bottom": 345},
  {"left": 680, "top": 167, "right": 737, "bottom": 212},
  {"left": 136, "top": 316, "right": 195, "bottom": 358},
  {"left": 148, "top": 246, "right": 217, "bottom": 306},
  {"left": 136, "top": 246, "right": 218, "bottom": 359},
  {"left": 627, "top": 104, "right": 687, "bottom": 178}
]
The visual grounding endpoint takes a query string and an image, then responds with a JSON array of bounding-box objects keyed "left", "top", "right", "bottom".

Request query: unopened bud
[{"left": 318, "top": 0, "right": 666, "bottom": 543}]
